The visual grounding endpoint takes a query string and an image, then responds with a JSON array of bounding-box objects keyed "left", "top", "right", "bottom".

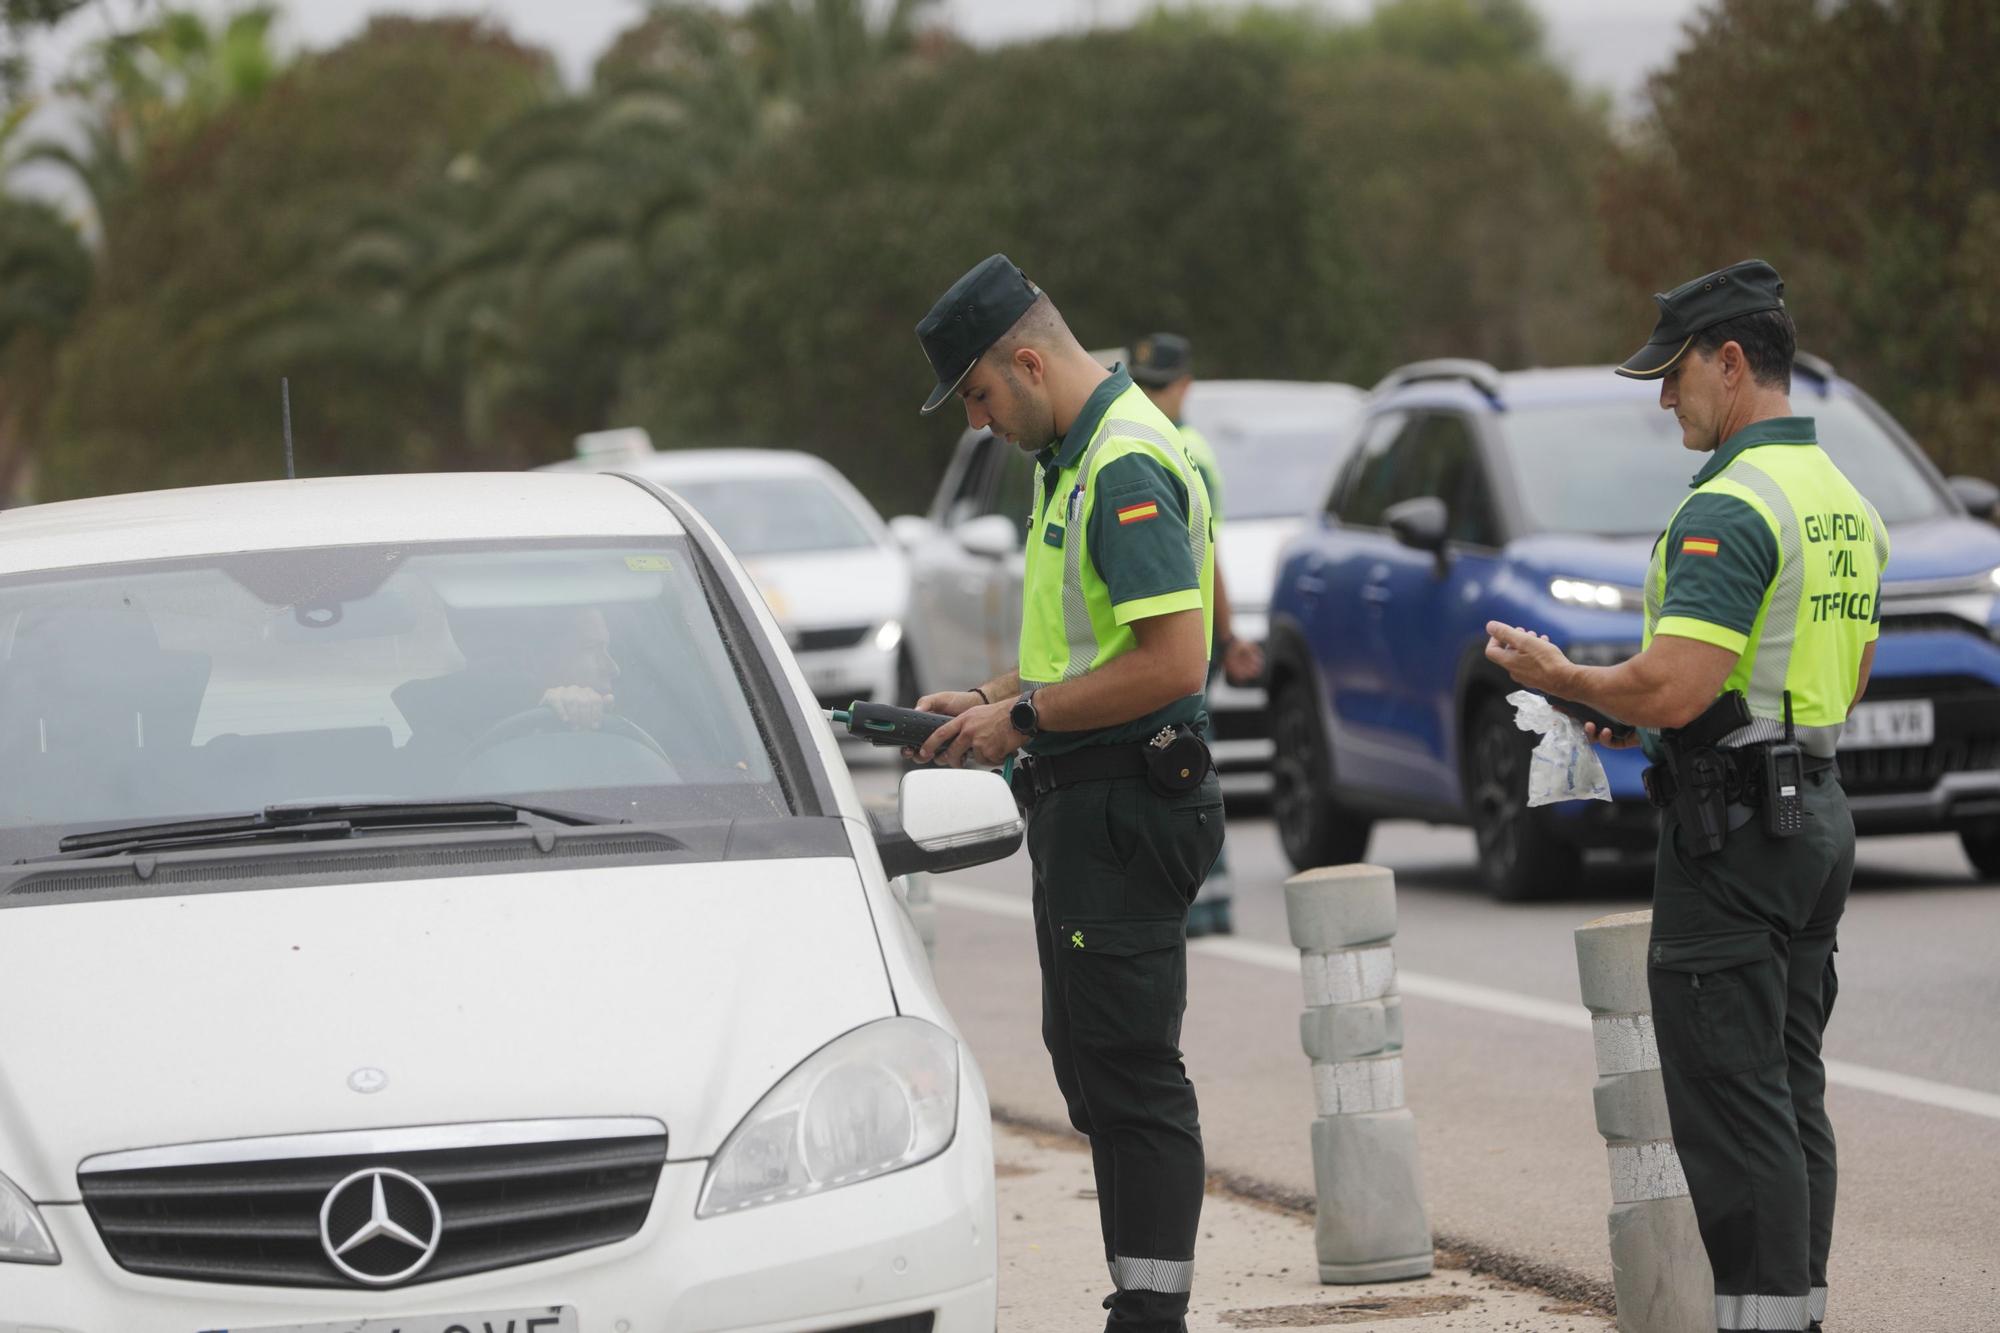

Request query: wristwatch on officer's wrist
[{"left": 1010, "top": 687, "right": 1041, "bottom": 738}]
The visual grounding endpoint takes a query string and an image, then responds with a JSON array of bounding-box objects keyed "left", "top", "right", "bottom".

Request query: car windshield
[
  {"left": 1188, "top": 421, "right": 1354, "bottom": 520},
  {"left": 1498, "top": 393, "right": 1950, "bottom": 536},
  {"left": 670, "top": 476, "right": 876, "bottom": 556},
  {"left": 0, "top": 538, "right": 788, "bottom": 863}
]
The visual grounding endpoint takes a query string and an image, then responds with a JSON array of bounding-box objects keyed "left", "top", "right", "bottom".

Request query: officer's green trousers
[
  {"left": 1649, "top": 765, "right": 1852, "bottom": 1333},
  {"left": 1028, "top": 771, "right": 1223, "bottom": 1333}
]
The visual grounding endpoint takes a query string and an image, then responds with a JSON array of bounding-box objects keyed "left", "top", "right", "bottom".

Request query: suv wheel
[
  {"left": 1468, "top": 694, "right": 1582, "bottom": 900},
  {"left": 1270, "top": 669, "right": 1372, "bottom": 871},
  {"left": 1960, "top": 821, "right": 2000, "bottom": 880}
]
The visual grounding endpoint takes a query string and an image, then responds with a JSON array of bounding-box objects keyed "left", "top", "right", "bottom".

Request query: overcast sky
[{"left": 27, "top": 0, "right": 1706, "bottom": 106}]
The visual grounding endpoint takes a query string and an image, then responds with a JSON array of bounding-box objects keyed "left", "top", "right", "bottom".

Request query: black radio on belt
[{"left": 1763, "top": 691, "right": 1805, "bottom": 839}]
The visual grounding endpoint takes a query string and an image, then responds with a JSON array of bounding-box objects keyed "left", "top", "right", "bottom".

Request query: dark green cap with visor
[
  {"left": 916, "top": 254, "right": 1042, "bottom": 415},
  {"left": 1616, "top": 258, "right": 1786, "bottom": 380}
]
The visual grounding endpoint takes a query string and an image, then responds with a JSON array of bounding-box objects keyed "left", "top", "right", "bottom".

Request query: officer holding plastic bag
[{"left": 1485, "top": 260, "right": 1884, "bottom": 1333}]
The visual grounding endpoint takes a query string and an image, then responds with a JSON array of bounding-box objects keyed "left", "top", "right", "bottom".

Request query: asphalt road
[{"left": 851, "top": 754, "right": 2000, "bottom": 1331}]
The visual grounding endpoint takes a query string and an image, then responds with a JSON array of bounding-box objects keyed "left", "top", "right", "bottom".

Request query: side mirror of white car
[
  {"left": 887, "top": 514, "right": 933, "bottom": 549},
  {"left": 955, "top": 513, "right": 1020, "bottom": 561},
  {"left": 876, "top": 767, "right": 1023, "bottom": 880}
]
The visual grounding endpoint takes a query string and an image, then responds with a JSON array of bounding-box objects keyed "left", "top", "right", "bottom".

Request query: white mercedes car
[
  {"left": 0, "top": 473, "right": 1014, "bottom": 1332},
  {"left": 543, "top": 438, "right": 913, "bottom": 713}
]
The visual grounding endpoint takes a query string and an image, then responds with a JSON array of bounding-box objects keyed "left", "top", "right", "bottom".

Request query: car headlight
[
  {"left": 874, "top": 619, "right": 905, "bottom": 653},
  {"left": 1989, "top": 565, "right": 2000, "bottom": 591},
  {"left": 697, "top": 1017, "right": 958, "bottom": 1218},
  {"left": 1548, "top": 577, "right": 1643, "bottom": 612},
  {"left": 0, "top": 1170, "right": 59, "bottom": 1265}
]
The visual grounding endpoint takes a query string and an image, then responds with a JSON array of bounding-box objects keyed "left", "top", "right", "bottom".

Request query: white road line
[{"left": 927, "top": 881, "right": 2000, "bottom": 1123}]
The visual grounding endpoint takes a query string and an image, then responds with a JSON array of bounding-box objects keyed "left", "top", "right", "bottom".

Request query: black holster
[{"left": 1650, "top": 691, "right": 1752, "bottom": 859}]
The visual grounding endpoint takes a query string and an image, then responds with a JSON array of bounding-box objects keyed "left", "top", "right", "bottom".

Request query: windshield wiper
[{"left": 36, "top": 800, "right": 628, "bottom": 862}]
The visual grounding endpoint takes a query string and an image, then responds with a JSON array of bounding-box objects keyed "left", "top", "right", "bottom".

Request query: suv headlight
[
  {"left": 0, "top": 1170, "right": 59, "bottom": 1265},
  {"left": 697, "top": 1017, "right": 958, "bottom": 1218},
  {"left": 1548, "top": 577, "right": 1644, "bottom": 612}
]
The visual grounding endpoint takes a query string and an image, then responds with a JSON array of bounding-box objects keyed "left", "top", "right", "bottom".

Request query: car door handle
[
  {"left": 1296, "top": 575, "right": 1327, "bottom": 596},
  {"left": 1361, "top": 584, "right": 1393, "bottom": 604}
]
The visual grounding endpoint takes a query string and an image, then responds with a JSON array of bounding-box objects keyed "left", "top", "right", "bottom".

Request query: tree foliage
[
  {"left": 7, "top": 0, "right": 1989, "bottom": 512},
  {"left": 626, "top": 2, "right": 1623, "bottom": 513},
  {"left": 15, "top": 6, "right": 285, "bottom": 246},
  {"left": 34, "top": 18, "right": 554, "bottom": 498},
  {"left": 1599, "top": 0, "right": 2000, "bottom": 476}
]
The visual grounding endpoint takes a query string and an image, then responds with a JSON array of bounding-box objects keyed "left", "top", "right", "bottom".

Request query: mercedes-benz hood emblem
[{"left": 319, "top": 1167, "right": 443, "bottom": 1285}]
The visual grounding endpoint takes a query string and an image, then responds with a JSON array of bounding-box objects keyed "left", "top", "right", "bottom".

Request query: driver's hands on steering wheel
[{"left": 541, "top": 685, "right": 614, "bottom": 730}]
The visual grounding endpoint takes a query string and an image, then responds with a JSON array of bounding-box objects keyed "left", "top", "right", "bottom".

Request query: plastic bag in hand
[{"left": 1506, "top": 690, "right": 1612, "bottom": 807}]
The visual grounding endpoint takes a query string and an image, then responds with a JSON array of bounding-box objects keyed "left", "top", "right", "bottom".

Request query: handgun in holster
[{"left": 1654, "top": 690, "right": 1751, "bottom": 859}]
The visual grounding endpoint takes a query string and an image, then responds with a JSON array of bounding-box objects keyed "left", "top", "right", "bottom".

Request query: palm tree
[
  {"left": 231, "top": 0, "right": 950, "bottom": 469},
  {"left": 17, "top": 6, "right": 282, "bottom": 246}
]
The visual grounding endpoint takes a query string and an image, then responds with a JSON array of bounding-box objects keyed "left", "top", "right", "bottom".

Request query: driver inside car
[
  {"left": 536, "top": 607, "right": 621, "bottom": 729},
  {"left": 394, "top": 605, "right": 622, "bottom": 758}
]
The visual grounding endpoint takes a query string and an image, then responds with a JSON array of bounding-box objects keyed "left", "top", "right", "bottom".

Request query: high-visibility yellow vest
[
  {"left": 1019, "top": 375, "right": 1215, "bottom": 754},
  {"left": 1643, "top": 417, "right": 1888, "bottom": 757}
]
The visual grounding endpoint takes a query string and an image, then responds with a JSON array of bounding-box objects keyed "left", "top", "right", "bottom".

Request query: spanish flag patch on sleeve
[
  {"left": 1116, "top": 501, "right": 1160, "bottom": 525},
  {"left": 1681, "top": 536, "right": 1721, "bottom": 557}
]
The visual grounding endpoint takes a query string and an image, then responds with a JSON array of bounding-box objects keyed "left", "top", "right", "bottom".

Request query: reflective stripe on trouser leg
[
  {"left": 1112, "top": 1255, "right": 1194, "bottom": 1293},
  {"left": 1809, "top": 1287, "right": 1827, "bottom": 1323},
  {"left": 1715, "top": 1292, "right": 1810, "bottom": 1330}
]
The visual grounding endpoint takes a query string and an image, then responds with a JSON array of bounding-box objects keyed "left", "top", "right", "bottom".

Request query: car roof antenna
[{"left": 281, "top": 377, "right": 296, "bottom": 480}]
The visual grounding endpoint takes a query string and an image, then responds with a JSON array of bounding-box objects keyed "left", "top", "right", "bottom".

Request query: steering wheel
[{"left": 465, "top": 705, "right": 675, "bottom": 766}]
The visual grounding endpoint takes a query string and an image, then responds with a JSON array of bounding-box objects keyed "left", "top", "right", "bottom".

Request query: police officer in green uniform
[
  {"left": 1130, "top": 332, "right": 1263, "bottom": 937},
  {"left": 1485, "top": 260, "right": 1885, "bottom": 1333},
  {"left": 910, "top": 256, "right": 1222, "bottom": 1333}
]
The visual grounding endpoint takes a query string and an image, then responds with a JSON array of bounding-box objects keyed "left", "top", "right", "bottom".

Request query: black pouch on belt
[{"left": 1142, "top": 723, "right": 1212, "bottom": 797}]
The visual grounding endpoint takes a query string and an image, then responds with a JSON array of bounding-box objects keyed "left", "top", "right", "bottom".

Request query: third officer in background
[
  {"left": 1484, "top": 260, "right": 1884, "bottom": 1333},
  {"left": 1130, "top": 332, "right": 1263, "bottom": 936},
  {"left": 911, "top": 255, "right": 1220, "bottom": 1333}
]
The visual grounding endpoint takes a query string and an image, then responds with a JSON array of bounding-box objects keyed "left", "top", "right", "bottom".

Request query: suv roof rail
[
  {"left": 1792, "top": 350, "right": 1837, "bottom": 390},
  {"left": 1370, "top": 358, "right": 1504, "bottom": 402}
]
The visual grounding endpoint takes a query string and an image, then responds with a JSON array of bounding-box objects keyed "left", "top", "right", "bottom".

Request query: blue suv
[{"left": 1266, "top": 356, "right": 2000, "bottom": 898}]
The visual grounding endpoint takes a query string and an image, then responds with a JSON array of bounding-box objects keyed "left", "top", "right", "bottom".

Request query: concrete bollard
[
  {"left": 1575, "top": 910, "right": 1714, "bottom": 1333},
  {"left": 1285, "top": 864, "right": 1432, "bottom": 1284}
]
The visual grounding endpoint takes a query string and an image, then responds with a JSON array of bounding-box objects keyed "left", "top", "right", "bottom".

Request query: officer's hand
[
  {"left": 1221, "top": 637, "right": 1265, "bottom": 687},
  {"left": 542, "top": 685, "right": 613, "bottom": 729},
  {"left": 1584, "top": 721, "right": 1642, "bottom": 750},
  {"left": 915, "top": 690, "right": 983, "bottom": 718},
  {"left": 917, "top": 702, "right": 1024, "bottom": 769},
  {"left": 1482, "top": 622, "right": 1569, "bottom": 692}
]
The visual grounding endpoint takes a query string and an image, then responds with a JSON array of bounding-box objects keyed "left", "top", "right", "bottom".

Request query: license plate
[
  {"left": 216, "top": 1307, "right": 576, "bottom": 1333},
  {"left": 1844, "top": 699, "right": 1935, "bottom": 750}
]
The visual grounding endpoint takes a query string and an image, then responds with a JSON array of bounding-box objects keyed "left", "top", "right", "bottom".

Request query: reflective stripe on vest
[
  {"left": 1022, "top": 405, "right": 1212, "bottom": 686},
  {"left": 1643, "top": 441, "right": 1884, "bottom": 759}
]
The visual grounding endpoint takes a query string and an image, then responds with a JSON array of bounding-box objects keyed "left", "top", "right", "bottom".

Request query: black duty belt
[
  {"left": 1010, "top": 745, "right": 1151, "bottom": 802},
  {"left": 1642, "top": 745, "right": 1838, "bottom": 811},
  {"left": 1010, "top": 723, "right": 1213, "bottom": 805}
]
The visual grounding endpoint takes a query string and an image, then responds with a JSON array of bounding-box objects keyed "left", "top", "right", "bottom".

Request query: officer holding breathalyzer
[{"left": 1485, "top": 260, "right": 1885, "bottom": 1333}]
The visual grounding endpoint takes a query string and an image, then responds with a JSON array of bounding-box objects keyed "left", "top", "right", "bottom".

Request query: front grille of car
[
  {"left": 1840, "top": 675, "right": 2000, "bottom": 796},
  {"left": 1878, "top": 610, "right": 1990, "bottom": 639},
  {"left": 793, "top": 624, "right": 873, "bottom": 652},
  {"left": 80, "top": 1127, "right": 666, "bottom": 1288}
]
